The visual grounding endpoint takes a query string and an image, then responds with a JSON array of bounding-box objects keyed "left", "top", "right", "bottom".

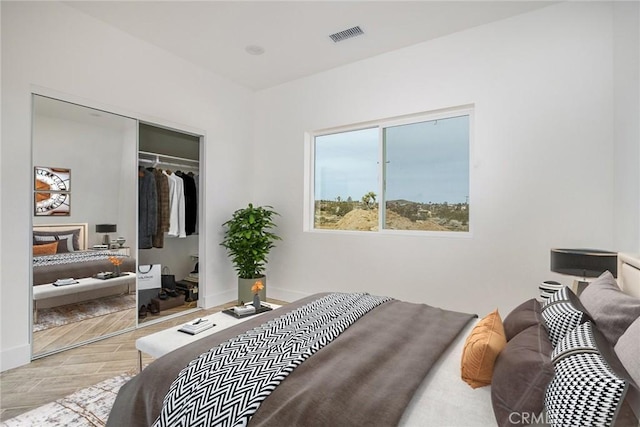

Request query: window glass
[
  {"left": 383, "top": 115, "right": 469, "bottom": 231},
  {"left": 311, "top": 108, "right": 471, "bottom": 234},
  {"left": 314, "top": 128, "right": 378, "bottom": 231}
]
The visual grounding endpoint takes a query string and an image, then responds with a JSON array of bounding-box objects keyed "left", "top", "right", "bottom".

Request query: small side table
[{"left": 110, "top": 246, "right": 130, "bottom": 256}]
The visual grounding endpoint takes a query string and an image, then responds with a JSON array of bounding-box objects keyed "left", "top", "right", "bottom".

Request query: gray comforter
[{"left": 107, "top": 293, "right": 475, "bottom": 427}]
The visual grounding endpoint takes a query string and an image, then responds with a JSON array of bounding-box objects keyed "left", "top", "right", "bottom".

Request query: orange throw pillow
[
  {"left": 461, "top": 309, "right": 507, "bottom": 388},
  {"left": 33, "top": 241, "right": 59, "bottom": 255}
]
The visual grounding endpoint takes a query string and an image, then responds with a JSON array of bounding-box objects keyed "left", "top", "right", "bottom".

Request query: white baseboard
[
  {"left": 1, "top": 343, "right": 31, "bottom": 372},
  {"left": 200, "top": 289, "right": 236, "bottom": 309},
  {"left": 201, "top": 286, "right": 309, "bottom": 310},
  {"left": 267, "top": 286, "right": 311, "bottom": 304}
]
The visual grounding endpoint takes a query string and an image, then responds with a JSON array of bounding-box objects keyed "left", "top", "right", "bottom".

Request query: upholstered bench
[
  {"left": 33, "top": 272, "right": 135, "bottom": 322},
  {"left": 135, "top": 302, "right": 281, "bottom": 371}
]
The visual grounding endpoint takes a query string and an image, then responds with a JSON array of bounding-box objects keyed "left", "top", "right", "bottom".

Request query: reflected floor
[{"left": 33, "top": 307, "right": 136, "bottom": 356}]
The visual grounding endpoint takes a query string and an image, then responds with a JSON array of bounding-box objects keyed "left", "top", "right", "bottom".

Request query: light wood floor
[
  {"left": 0, "top": 298, "right": 288, "bottom": 422},
  {"left": 34, "top": 299, "right": 198, "bottom": 355},
  {"left": 33, "top": 306, "right": 136, "bottom": 356}
]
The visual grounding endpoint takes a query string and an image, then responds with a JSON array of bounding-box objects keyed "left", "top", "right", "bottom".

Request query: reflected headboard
[
  {"left": 617, "top": 252, "right": 640, "bottom": 299},
  {"left": 32, "top": 223, "right": 88, "bottom": 251}
]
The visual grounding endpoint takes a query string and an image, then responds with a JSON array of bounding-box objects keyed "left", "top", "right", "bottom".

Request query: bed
[
  {"left": 32, "top": 223, "right": 136, "bottom": 312},
  {"left": 33, "top": 223, "right": 135, "bottom": 285},
  {"left": 107, "top": 254, "right": 640, "bottom": 427}
]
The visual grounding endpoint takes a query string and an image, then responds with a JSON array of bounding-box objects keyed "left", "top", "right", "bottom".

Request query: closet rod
[
  {"left": 138, "top": 158, "right": 199, "bottom": 170},
  {"left": 138, "top": 150, "right": 199, "bottom": 166}
]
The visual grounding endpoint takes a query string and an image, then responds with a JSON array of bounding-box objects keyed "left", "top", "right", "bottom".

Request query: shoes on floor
[
  {"left": 138, "top": 304, "right": 147, "bottom": 319},
  {"left": 147, "top": 303, "right": 159, "bottom": 315},
  {"left": 163, "top": 288, "right": 179, "bottom": 298}
]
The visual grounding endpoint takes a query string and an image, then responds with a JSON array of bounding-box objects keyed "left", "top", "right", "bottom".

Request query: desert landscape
[{"left": 315, "top": 198, "right": 469, "bottom": 232}]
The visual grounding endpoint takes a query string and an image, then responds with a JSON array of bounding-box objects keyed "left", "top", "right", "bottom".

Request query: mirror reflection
[{"left": 31, "top": 95, "right": 137, "bottom": 358}]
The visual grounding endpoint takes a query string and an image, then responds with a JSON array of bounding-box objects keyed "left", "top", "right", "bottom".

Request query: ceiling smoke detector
[
  {"left": 245, "top": 45, "right": 265, "bottom": 56},
  {"left": 329, "top": 26, "right": 364, "bottom": 43}
]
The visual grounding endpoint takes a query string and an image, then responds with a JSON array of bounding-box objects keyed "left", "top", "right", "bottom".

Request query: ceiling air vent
[{"left": 329, "top": 26, "right": 364, "bottom": 43}]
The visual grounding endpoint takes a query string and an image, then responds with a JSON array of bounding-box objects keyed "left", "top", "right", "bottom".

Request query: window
[{"left": 310, "top": 107, "right": 471, "bottom": 234}]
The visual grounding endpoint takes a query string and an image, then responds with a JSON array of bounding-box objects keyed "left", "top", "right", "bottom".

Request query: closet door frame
[{"left": 136, "top": 121, "right": 206, "bottom": 326}]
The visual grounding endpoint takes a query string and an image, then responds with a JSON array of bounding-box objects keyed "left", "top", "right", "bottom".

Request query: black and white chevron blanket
[
  {"left": 32, "top": 250, "right": 123, "bottom": 267},
  {"left": 152, "top": 292, "right": 392, "bottom": 427}
]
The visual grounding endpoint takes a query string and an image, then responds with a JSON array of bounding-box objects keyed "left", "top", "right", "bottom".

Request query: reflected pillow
[
  {"left": 34, "top": 238, "right": 70, "bottom": 253},
  {"left": 33, "top": 229, "right": 80, "bottom": 252},
  {"left": 33, "top": 241, "right": 58, "bottom": 256},
  {"left": 461, "top": 309, "right": 507, "bottom": 388},
  {"left": 54, "top": 238, "right": 70, "bottom": 253}
]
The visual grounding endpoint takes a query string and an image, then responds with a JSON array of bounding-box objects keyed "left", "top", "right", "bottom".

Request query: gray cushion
[
  {"left": 503, "top": 299, "right": 542, "bottom": 341},
  {"left": 580, "top": 271, "right": 640, "bottom": 345},
  {"left": 491, "top": 323, "right": 554, "bottom": 427},
  {"left": 615, "top": 316, "right": 640, "bottom": 401}
]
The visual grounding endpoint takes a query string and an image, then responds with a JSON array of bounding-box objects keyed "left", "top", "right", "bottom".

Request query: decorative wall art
[{"left": 34, "top": 166, "right": 71, "bottom": 216}]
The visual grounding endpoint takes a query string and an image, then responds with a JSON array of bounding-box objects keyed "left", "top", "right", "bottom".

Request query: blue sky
[{"left": 314, "top": 115, "right": 469, "bottom": 204}]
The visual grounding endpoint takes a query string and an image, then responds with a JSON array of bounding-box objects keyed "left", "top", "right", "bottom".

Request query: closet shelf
[{"left": 138, "top": 150, "right": 199, "bottom": 170}]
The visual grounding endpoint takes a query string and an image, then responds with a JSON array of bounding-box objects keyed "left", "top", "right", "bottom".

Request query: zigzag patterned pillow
[
  {"left": 551, "top": 315, "right": 598, "bottom": 362},
  {"left": 544, "top": 286, "right": 574, "bottom": 306},
  {"left": 545, "top": 322, "right": 633, "bottom": 427},
  {"left": 541, "top": 286, "right": 592, "bottom": 347}
]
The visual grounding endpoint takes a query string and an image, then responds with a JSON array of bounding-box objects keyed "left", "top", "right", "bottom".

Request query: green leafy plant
[{"left": 221, "top": 204, "right": 281, "bottom": 279}]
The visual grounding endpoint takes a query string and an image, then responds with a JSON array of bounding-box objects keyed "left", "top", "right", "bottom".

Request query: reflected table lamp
[
  {"left": 96, "top": 224, "right": 117, "bottom": 246},
  {"left": 550, "top": 248, "right": 617, "bottom": 295}
]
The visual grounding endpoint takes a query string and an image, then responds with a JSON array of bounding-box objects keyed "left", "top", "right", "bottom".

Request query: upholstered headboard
[
  {"left": 33, "top": 223, "right": 88, "bottom": 251},
  {"left": 617, "top": 252, "right": 640, "bottom": 299}
]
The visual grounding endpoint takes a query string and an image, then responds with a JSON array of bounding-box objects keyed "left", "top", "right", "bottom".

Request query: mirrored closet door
[{"left": 31, "top": 95, "right": 138, "bottom": 358}]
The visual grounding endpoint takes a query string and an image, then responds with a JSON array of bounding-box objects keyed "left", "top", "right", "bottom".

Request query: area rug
[
  {"left": 34, "top": 294, "right": 136, "bottom": 332},
  {"left": 1, "top": 372, "right": 134, "bottom": 427}
]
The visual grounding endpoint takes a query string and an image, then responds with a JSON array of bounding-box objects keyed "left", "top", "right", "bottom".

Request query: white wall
[
  {"left": 253, "top": 2, "right": 633, "bottom": 316},
  {"left": 613, "top": 2, "right": 640, "bottom": 253},
  {"left": 2, "top": 0, "right": 637, "bottom": 373},
  {"left": 32, "top": 112, "right": 138, "bottom": 246},
  {"left": 1, "top": 1, "right": 254, "bottom": 371}
]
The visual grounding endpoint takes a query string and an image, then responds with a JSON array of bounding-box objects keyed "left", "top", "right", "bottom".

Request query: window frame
[{"left": 304, "top": 105, "right": 474, "bottom": 237}]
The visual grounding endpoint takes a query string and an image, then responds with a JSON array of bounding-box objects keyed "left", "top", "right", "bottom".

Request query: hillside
[{"left": 332, "top": 209, "right": 449, "bottom": 231}]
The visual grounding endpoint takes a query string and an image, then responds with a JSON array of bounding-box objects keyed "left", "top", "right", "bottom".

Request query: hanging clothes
[
  {"left": 164, "top": 170, "right": 186, "bottom": 238},
  {"left": 192, "top": 173, "right": 199, "bottom": 235},
  {"left": 138, "top": 167, "right": 157, "bottom": 249},
  {"left": 152, "top": 168, "right": 170, "bottom": 248},
  {"left": 176, "top": 171, "right": 197, "bottom": 236}
]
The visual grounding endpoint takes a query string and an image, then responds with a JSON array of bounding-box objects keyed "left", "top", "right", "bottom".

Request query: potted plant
[{"left": 221, "top": 203, "right": 281, "bottom": 305}]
